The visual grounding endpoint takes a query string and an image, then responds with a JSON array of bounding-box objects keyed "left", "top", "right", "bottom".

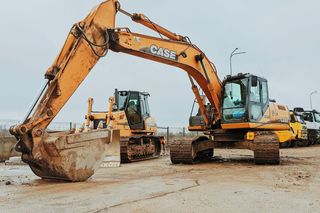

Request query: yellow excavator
[
  {"left": 10, "top": 0, "right": 290, "bottom": 182},
  {"left": 85, "top": 89, "right": 164, "bottom": 164}
]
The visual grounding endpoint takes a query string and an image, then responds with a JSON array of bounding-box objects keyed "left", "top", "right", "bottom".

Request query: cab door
[
  {"left": 248, "top": 76, "right": 269, "bottom": 122},
  {"left": 125, "top": 92, "right": 144, "bottom": 130}
]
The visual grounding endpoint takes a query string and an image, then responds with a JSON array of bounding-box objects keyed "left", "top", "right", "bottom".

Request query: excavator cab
[
  {"left": 221, "top": 73, "right": 269, "bottom": 124},
  {"left": 189, "top": 73, "right": 270, "bottom": 130},
  {"left": 115, "top": 90, "right": 151, "bottom": 130}
]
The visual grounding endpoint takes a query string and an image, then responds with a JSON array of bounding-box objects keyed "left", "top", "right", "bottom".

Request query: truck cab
[
  {"left": 288, "top": 111, "right": 308, "bottom": 147},
  {"left": 295, "top": 108, "right": 320, "bottom": 145}
]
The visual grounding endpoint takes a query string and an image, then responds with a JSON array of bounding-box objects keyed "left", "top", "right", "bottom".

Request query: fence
[
  {"left": 157, "top": 126, "right": 202, "bottom": 145},
  {"left": 0, "top": 120, "right": 201, "bottom": 145}
]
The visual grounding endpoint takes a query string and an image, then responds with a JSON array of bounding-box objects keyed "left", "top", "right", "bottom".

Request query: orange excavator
[{"left": 10, "top": 0, "right": 290, "bottom": 182}]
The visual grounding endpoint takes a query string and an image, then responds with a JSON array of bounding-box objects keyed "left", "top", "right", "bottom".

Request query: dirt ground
[{"left": 1, "top": 146, "right": 320, "bottom": 213}]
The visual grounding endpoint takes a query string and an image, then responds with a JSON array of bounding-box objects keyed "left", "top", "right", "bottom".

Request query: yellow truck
[
  {"left": 278, "top": 111, "right": 308, "bottom": 148},
  {"left": 290, "top": 111, "right": 308, "bottom": 146}
]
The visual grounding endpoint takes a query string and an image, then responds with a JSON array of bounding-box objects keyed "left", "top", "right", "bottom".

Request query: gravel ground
[{"left": 1, "top": 146, "right": 320, "bottom": 213}]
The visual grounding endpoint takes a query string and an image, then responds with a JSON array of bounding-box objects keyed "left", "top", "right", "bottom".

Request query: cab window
[
  {"left": 118, "top": 91, "right": 128, "bottom": 110},
  {"left": 303, "top": 112, "right": 314, "bottom": 122},
  {"left": 140, "top": 94, "right": 150, "bottom": 117},
  {"left": 314, "top": 113, "right": 320, "bottom": 123},
  {"left": 261, "top": 81, "right": 268, "bottom": 105},
  {"left": 249, "top": 79, "right": 262, "bottom": 121},
  {"left": 126, "top": 93, "right": 142, "bottom": 125},
  {"left": 296, "top": 115, "right": 305, "bottom": 123},
  {"left": 250, "top": 80, "right": 261, "bottom": 103},
  {"left": 222, "top": 78, "right": 248, "bottom": 122}
]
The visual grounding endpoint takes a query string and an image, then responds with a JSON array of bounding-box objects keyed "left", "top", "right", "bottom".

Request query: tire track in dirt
[{"left": 91, "top": 180, "right": 200, "bottom": 213}]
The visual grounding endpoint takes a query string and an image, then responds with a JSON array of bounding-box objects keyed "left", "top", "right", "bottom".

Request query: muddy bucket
[{"left": 20, "top": 129, "right": 119, "bottom": 182}]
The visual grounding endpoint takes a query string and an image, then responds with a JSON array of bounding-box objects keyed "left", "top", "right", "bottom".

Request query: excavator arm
[{"left": 10, "top": 0, "right": 223, "bottom": 181}]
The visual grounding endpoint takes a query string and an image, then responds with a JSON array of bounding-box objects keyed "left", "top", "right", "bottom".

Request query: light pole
[
  {"left": 230, "top": 48, "right": 246, "bottom": 76},
  {"left": 310, "top": 90, "right": 318, "bottom": 109}
]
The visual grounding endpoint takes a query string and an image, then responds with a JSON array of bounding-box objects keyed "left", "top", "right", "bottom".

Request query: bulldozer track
[
  {"left": 120, "top": 136, "right": 162, "bottom": 163},
  {"left": 253, "top": 131, "right": 280, "bottom": 165}
]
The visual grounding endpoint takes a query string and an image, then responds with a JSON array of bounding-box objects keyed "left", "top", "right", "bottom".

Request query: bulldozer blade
[
  {"left": 21, "top": 129, "right": 113, "bottom": 182},
  {"left": 101, "top": 129, "right": 121, "bottom": 168}
]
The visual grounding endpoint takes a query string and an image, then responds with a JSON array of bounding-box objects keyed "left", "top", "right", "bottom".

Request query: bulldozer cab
[{"left": 115, "top": 89, "right": 151, "bottom": 130}]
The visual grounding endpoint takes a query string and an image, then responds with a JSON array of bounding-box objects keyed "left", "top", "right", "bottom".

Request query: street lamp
[
  {"left": 230, "top": 48, "right": 246, "bottom": 76},
  {"left": 310, "top": 90, "right": 318, "bottom": 109}
]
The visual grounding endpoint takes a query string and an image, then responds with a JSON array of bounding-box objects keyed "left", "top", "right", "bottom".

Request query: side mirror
[{"left": 251, "top": 76, "right": 258, "bottom": 87}]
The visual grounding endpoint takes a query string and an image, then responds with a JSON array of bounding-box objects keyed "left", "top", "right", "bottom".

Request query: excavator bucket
[
  {"left": 20, "top": 129, "right": 119, "bottom": 182},
  {"left": 101, "top": 130, "right": 121, "bottom": 168}
]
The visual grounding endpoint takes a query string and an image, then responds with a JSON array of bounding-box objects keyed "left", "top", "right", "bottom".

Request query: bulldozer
[
  {"left": 10, "top": 0, "right": 291, "bottom": 182},
  {"left": 85, "top": 89, "right": 164, "bottom": 165}
]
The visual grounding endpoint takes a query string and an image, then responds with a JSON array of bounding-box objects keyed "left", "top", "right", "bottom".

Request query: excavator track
[
  {"left": 170, "top": 138, "right": 195, "bottom": 164},
  {"left": 253, "top": 131, "right": 280, "bottom": 165},
  {"left": 120, "top": 136, "right": 162, "bottom": 163},
  {"left": 170, "top": 137, "right": 214, "bottom": 164}
]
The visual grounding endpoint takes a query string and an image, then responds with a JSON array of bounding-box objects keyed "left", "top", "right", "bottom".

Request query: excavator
[
  {"left": 85, "top": 89, "right": 164, "bottom": 164},
  {"left": 10, "top": 0, "right": 290, "bottom": 182}
]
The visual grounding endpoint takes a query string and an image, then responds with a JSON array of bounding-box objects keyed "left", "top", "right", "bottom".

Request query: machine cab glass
[
  {"left": 221, "top": 74, "right": 269, "bottom": 124},
  {"left": 115, "top": 90, "right": 151, "bottom": 130}
]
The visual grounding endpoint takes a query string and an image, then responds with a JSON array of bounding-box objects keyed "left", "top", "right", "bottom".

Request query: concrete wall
[{"left": 0, "top": 137, "right": 20, "bottom": 162}]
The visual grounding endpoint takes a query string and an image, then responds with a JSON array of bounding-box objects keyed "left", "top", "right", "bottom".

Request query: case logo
[{"left": 141, "top": 45, "right": 178, "bottom": 61}]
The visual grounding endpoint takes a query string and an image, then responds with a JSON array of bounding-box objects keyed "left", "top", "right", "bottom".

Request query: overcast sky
[{"left": 0, "top": 0, "right": 319, "bottom": 127}]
